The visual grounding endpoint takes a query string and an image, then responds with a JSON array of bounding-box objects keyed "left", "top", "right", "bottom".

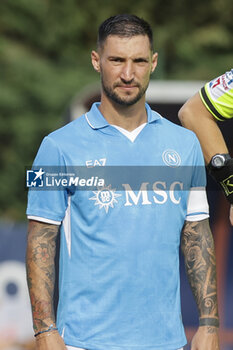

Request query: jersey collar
[{"left": 85, "top": 102, "right": 161, "bottom": 130}]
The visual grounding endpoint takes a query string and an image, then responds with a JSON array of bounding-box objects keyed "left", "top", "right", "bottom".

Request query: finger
[{"left": 230, "top": 205, "right": 233, "bottom": 226}]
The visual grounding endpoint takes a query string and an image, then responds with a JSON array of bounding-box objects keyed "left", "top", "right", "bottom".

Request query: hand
[
  {"left": 230, "top": 205, "right": 233, "bottom": 226},
  {"left": 191, "top": 326, "right": 219, "bottom": 350},
  {"left": 35, "top": 330, "right": 67, "bottom": 350}
]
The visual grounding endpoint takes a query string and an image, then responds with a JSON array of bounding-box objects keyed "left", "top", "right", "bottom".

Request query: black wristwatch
[
  {"left": 209, "top": 153, "right": 231, "bottom": 169},
  {"left": 207, "top": 153, "right": 233, "bottom": 205}
]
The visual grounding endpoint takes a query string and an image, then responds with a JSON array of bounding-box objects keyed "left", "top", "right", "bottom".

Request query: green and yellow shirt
[{"left": 200, "top": 69, "right": 233, "bottom": 121}]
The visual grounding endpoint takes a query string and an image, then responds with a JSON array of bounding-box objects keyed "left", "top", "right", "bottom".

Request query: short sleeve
[
  {"left": 199, "top": 69, "right": 233, "bottom": 121},
  {"left": 26, "top": 136, "right": 68, "bottom": 223}
]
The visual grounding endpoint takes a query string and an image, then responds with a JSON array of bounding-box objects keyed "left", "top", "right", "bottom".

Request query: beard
[{"left": 101, "top": 75, "right": 149, "bottom": 106}]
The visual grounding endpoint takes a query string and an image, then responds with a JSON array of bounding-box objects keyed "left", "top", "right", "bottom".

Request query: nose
[{"left": 120, "top": 61, "right": 135, "bottom": 82}]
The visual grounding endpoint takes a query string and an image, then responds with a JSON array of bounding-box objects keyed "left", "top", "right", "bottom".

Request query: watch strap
[{"left": 207, "top": 156, "right": 233, "bottom": 204}]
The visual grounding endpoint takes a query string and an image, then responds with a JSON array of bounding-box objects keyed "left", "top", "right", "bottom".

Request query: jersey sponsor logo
[
  {"left": 89, "top": 181, "right": 183, "bottom": 212},
  {"left": 211, "top": 74, "right": 230, "bottom": 91},
  {"left": 162, "top": 150, "right": 181, "bottom": 167},
  {"left": 123, "top": 182, "right": 183, "bottom": 206},
  {"left": 212, "top": 77, "right": 221, "bottom": 89},
  {"left": 226, "top": 69, "right": 233, "bottom": 86},
  {"left": 89, "top": 185, "right": 122, "bottom": 213},
  {"left": 221, "top": 74, "right": 229, "bottom": 91}
]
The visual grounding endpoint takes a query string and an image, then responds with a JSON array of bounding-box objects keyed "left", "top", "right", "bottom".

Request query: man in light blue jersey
[{"left": 26, "top": 15, "right": 219, "bottom": 350}]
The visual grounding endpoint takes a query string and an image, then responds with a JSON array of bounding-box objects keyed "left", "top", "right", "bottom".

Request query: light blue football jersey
[{"left": 27, "top": 103, "right": 207, "bottom": 350}]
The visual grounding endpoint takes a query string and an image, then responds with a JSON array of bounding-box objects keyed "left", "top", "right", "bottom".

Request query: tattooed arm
[
  {"left": 26, "top": 220, "right": 66, "bottom": 350},
  {"left": 181, "top": 219, "right": 220, "bottom": 350}
]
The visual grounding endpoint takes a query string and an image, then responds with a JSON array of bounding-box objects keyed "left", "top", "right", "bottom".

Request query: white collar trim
[{"left": 111, "top": 123, "right": 147, "bottom": 142}]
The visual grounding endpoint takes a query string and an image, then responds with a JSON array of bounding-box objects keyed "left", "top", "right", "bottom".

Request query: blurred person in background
[
  {"left": 0, "top": 339, "right": 35, "bottom": 350},
  {"left": 26, "top": 14, "right": 219, "bottom": 350},
  {"left": 178, "top": 69, "right": 233, "bottom": 225}
]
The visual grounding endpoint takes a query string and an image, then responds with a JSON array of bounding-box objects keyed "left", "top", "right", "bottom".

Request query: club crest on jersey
[
  {"left": 89, "top": 185, "right": 122, "bottom": 213},
  {"left": 162, "top": 149, "right": 181, "bottom": 167}
]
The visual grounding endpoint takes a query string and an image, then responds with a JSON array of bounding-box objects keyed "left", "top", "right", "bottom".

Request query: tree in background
[{"left": 0, "top": 0, "right": 232, "bottom": 220}]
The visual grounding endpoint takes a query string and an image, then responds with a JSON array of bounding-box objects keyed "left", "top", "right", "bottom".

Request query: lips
[
  {"left": 114, "top": 81, "right": 139, "bottom": 88},
  {"left": 116, "top": 85, "right": 139, "bottom": 89}
]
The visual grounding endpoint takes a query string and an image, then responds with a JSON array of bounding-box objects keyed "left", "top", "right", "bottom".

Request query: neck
[{"left": 98, "top": 95, "right": 147, "bottom": 131}]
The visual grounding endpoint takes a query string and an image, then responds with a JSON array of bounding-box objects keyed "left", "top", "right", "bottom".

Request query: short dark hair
[{"left": 97, "top": 14, "right": 153, "bottom": 51}]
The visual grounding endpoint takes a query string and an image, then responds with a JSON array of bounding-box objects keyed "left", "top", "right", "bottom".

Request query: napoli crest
[{"left": 162, "top": 149, "right": 181, "bottom": 167}]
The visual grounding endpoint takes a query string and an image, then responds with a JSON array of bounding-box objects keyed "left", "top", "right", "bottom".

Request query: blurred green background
[{"left": 0, "top": 0, "right": 233, "bottom": 221}]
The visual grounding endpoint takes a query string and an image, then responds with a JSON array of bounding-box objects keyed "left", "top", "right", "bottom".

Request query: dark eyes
[
  {"left": 134, "top": 59, "right": 148, "bottom": 63},
  {"left": 110, "top": 58, "right": 124, "bottom": 62},
  {"left": 109, "top": 57, "right": 148, "bottom": 63}
]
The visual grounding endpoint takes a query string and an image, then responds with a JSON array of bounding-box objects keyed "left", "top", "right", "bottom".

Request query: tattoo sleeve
[
  {"left": 181, "top": 219, "right": 219, "bottom": 328},
  {"left": 26, "top": 220, "right": 60, "bottom": 333}
]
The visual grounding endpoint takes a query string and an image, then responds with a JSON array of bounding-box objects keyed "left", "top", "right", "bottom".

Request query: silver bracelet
[{"left": 34, "top": 324, "right": 58, "bottom": 337}]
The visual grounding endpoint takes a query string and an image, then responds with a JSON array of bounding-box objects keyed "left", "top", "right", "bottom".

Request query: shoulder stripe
[{"left": 200, "top": 87, "right": 226, "bottom": 121}]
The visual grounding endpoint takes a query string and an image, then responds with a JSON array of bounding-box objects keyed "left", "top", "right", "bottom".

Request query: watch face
[{"left": 212, "top": 155, "right": 225, "bottom": 168}]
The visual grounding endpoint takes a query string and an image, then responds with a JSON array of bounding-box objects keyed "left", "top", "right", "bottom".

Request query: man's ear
[
  {"left": 151, "top": 52, "right": 158, "bottom": 74},
  {"left": 91, "top": 50, "right": 100, "bottom": 73}
]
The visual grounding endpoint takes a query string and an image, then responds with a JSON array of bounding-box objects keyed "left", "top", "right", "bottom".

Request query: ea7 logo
[
  {"left": 86, "top": 158, "right": 106, "bottom": 167},
  {"left": 122, "top": 181, "right": 183, "bottom": 206}
]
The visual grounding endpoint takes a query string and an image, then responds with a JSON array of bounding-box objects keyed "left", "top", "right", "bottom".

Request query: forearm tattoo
[
  {"left": 26, "top": 221, "right": 59, "bottom": 332},
  {"left": 181, "top": 219, "right": 219, "bottom": 329}
]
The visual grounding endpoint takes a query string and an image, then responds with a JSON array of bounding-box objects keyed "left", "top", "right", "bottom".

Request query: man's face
[{"left": 92, "top": 35, "right": 158, "bottom": 106}]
